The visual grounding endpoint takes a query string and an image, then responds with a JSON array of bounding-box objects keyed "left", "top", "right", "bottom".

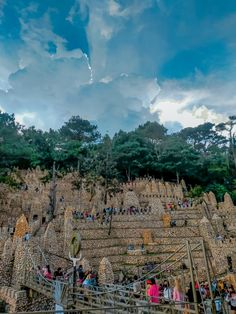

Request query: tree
[
  {"left": 112, "top": 131, "right": 155, "bottom": 180},
  {"left": 22, "top": 126, "right": 54, "bottom": 168},
  {"left": 56, "top": 116, "right": 100, "bottom": 171},
  {"left": 216, "top": 116, "right": 236, "bottom": 173},
  {"left": 134, "top": 121, "right": 167, "bottom": 142},
  {"left": 157, "top": 135, "right": 201, "bottom": 183},
  {"left": 0, "top": 111, "right": 32, "bottom": 170},
  {"left": 179, "top": 122, "right": 226, "bottom": 154},
  {"left": 59, "top": 116, "right": 100, "bottom": 143}
]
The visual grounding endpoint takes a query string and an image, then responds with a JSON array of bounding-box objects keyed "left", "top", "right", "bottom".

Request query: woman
[
  {"left": 44, "top": 265, "right": 53, "bottom": 280},
  {"left": 147, "top": 278, "right": 160, "bottom": 303},
  {"left": 163, "top": 280, "right": 172, "bottom": 303},
  {"left": 173, "top": 278, "right": 185, "bottom": 310}
]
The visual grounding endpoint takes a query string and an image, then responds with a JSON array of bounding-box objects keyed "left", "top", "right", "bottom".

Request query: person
[
  {"left": 228, "top": 286, "right": 236, "bottom": 314},
  {"left": 163, "top": 280, "right": 172, "bottom": 303},
  {"left": 44, "top": 265, "right": 53, "bottom": 280},
  {"left": 54, "top": 267, "right": 63, "bottom": 280},
  {"left": 23, "top": 232, "right": 31, "bottom": 241},
  {"left": 133, "top": 275, "right": 142, "bottom": 297},
  {"left": 36, "top": 266, "right": 42, "bottom": 283},
  {"left": 147, "top": 278, "right": 160, "bottom": 303},
  {"left": 186, "top": 282, "right": 201, "bottom": 307},
  {"left": 83, "top": 271, "right": 92, "bottom": 288},
  {"left": 214, "top": 290, "right": 222, "bottom": 314},
  {"left": 77, "top": 265, "right": 84, "bottom": 284},
  {"left": 173, "top": 278, "right": 185, "bottom": 310}
]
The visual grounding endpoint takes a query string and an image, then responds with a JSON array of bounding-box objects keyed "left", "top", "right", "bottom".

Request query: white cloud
[
  {"left": 108, "top": 0, "right": 153, "bottom": 17},
  {"left": 1, "top": 0, "right": 236, "bottom": 135},
  {"left": 151, "top": 75, "right": 233, "bottom": 129}
]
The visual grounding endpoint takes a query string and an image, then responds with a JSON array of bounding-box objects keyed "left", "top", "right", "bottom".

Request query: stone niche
[
  {"left": 162, "top": 213, "right": 171, "bottom": 228},
  {"left": 142, "top": 230, "right": 153, "bottom": 245}
]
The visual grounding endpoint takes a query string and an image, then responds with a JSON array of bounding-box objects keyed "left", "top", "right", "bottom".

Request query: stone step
[
  {"left": 75, "top": 220, "right": 199, "bottom": 230},
  {"left": 81, "top": 235, "right": 202, "bottom": 251},
  {"left": 87, "top": 250, "right": 204, "bottom": 269},
  {"left": 78, "top": 226, "right": 200, "bottom": 240},
  {"left": 83, "top": 245, "right": 203, "bottom": 260}
]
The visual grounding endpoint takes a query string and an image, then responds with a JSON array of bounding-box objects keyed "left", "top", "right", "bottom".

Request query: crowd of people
[
  {"left": 71, "top": 198, "right": 194, "bottom": 225},
  {"left": 35, "top": 264, "right": 98, "bottom": 288},
  {"left": 131, "top": 276, "right": 236, "bottom": 313},
  {"left": 34, "top": 263, "right": 236, "bottom": 313}
]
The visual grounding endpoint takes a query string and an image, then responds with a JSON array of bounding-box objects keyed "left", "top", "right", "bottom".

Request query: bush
[
  {"left": 189, "top": 185, "right": 203, "bottom": 198},
  {"left": 205, "top": 183, "right": 228, "bottom": 202}
]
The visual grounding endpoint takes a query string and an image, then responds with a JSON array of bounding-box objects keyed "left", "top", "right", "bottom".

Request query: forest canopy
[{"left": 0, "top": 111, "right": 236, "bottom": 202}]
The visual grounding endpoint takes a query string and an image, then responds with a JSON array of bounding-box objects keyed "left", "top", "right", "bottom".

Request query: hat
[{"left": 146, "top": 280, "right": 152, "bottom": 284}]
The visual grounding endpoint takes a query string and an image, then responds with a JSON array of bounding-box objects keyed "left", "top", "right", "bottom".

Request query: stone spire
[
  {"left": 98, "top": 257, "right": 114, "bottom": 285},
  {"left": 212, "top": 213, "right": 224, "bottom": 235},
  {"left": 13, "top": 214, "right": 30, "bottom": 240},
  {"left": 224, "top": 193, "right": 234, "bottom": 209},
  {"left": 199, "top": 216, "right": 214, "bottom": 239},
  {"left": 208, "top": 191, "right": 217, "bottom": 207}
]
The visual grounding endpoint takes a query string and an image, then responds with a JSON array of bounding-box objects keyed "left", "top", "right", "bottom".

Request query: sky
[{"left": 0, "top": 0, "right": 236, "bottom": 134}]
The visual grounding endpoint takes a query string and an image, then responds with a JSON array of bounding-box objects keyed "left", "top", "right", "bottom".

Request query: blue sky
[{"left": 0, "top": 0, "right": 236, "bottom": 133}]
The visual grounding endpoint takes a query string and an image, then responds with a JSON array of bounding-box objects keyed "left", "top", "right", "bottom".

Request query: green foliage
[
  {"left": 0, "top": 111, "right": 235, "bottom": 199},
  {"left": 189, "top": 185, "right": 204, "bottom": 198},
  {"left": 205, "top": 183, "right": 228, "bottom": 202},
  {"left": 231, "top": 191, "right": 236, "bottom": 204}
]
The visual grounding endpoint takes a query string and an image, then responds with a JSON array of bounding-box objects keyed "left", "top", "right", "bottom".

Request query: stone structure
[
  {"left": 98, "top": 257, "right": 114, "bottom": 285},
  {"left": 123, "top": 190, "right": 140, "bottom": 209},
  {"left": 0, "top": 169, "right": 236, "bottom": 312},
  {"left": 13, "top": 215, "right": 30, "bottom": 240}
]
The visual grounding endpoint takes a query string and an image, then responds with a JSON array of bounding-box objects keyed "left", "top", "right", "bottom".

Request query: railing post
[
  {"left": 186, "top": 240, "right": 199, "bottom": 314},
  {"left": 201, "top": 239, "right": 216, "bottom": 314}
]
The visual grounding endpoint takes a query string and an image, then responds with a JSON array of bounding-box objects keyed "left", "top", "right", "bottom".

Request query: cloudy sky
[{"left": 0, "top": 0, "right": 236, "bottom": 133}]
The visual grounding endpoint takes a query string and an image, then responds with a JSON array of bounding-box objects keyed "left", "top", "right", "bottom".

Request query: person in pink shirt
[
  {"left": 173, "top": 278, "right": 185, "bottom": 309},
  {"left": 147, "top": 278, "right": 160, "bottom": 303},
  {"left": 44, "top": 265, "right": 53, "bottom": 280}
]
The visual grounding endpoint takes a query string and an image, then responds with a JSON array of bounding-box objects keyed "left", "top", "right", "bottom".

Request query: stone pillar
[
  {"left": 165, "top": 183, "right": 173, "bottom": 198},
  {"left": 211, "top": 213, "right": 224, "bottom": 235},
  {"left": 224, "top": 193, "right": 234, "bottom": 210},
  {"left": 199, "top": 216, "right": 214, "bottom": 239},
  {"left": 64, "top": 207, "right": 74, "bottom": 256},
  {"left": 98, "top": 257, "right": 114, "bottom": 285},
  {"left": 208, "top": 191, "right": 217, "bottom": 208},
  {"left": 43, "top": 222, "right": 58, "bottom": 255},
  {"left": 11, "top": 241, "right": 33, "bottom": 289},
  {"left": 158, "top": 182, "right": 166, "bottom": 198},
  {"left": 180, "top": 179, "right": 187, "bottom": 192},
  {"left": 203, "top": 193, "right": 210, "bottom": 205},
  {"left": 0, "top": 237, "right": 14, "bottom": 286},
  {"left": 151, "top": 180, "right": 158, "bottom": 194},
  {"left": 13, "top": 214, "right": 30, "bottom": 240}
]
